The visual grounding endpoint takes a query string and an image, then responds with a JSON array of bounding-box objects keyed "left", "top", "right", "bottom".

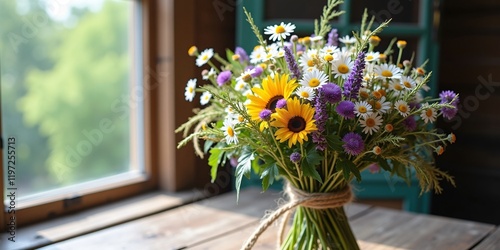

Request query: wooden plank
[
  {"left": 38, "top": 188, "right": 281, "bottom": 250},
  {"left": 190, "top": 203, "right": 372, "bottom": 249},
  {"left": 473, "top": 227, "right": 500, "bottom": 250},
  {"left": 351, "top": 208, "right": 495, "bottom": 250}
]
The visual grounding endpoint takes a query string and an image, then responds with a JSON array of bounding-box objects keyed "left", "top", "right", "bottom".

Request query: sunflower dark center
[
  {"left": 267, "top": 95, "right": 284, "bottom": 112},
  {"left": 288, "top": 116, "right": 306, "bottom": 133}
]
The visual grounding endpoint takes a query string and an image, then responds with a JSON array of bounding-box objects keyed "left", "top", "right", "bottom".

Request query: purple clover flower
[
  {"left": 251, "top": 66, "right": 263, "bottom": 77},
  {"left": 336, "top": 101, "right": 355, "bottom": 119},
  {"left": 235, "top": 47, "right": 249, "bottom": 63},
  {"left": 276, "top": 99, "right": 287, "bottom": 109},
  {"left": 216, "top": 70, "right": 232, "bottom": 86},
  {"left": 402, "top": 116, "right": 417, "bottom": 131},
  {"left": 343, "top": 51, "right": 366, "bottom": 100},
  {"left": 259, "top": 109, "right": 272, "bottom": 121},
  {"left": 439, "top": 90, "right": 459, "bottom": 120},
  {"left": 312, "top": 90, "right": 328, "bottom": 151},
  {"left": 322, "top": 83, "right": 342, "bottom": 103},
  {"left": 327, "top": 29, "right": 339, "bottom": 47},
  {"left": 290, "top": 152, "right": 301, "bottom": 164},
  {"left": 284, "top": 46, "right": 302, "bottom": 80},
  {"left": 342, "top": 132, "right": 365, "bottom": 156}
]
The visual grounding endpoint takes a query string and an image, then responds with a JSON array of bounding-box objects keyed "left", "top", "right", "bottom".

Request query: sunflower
[
  {"left": 246, "top": 74, "right": 298, "bottom": 124},
  {"left": 271, "top": 97, "right": 317, "bottom": 148}
]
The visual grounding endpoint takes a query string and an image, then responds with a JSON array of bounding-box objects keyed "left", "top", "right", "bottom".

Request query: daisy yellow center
[
  {"left": 358, "top": 106, "right": 367, "bottom": 113},
  {"left": 287, "top": 116, "right": 306, "bottom": 133},
  {"left": 404, "top": 81, "right": 412, "bottom": 88},
  {"left": 307, "top": 60, "right": 315, "bottom": 67},
  {"left": 301, "top": 92, "right": 309, "bottom": 98},
  {"left": 324, "top": 54, "right": 333, "bottom": 61},
  {"left": 374, "top": 101, "right": 382, "bottom": 110},
  {"left": 188, "top": 87, "right": 194, "bottom": 93},
  {"left": 267, "top": 95, "right": 284, "bottom": 112},
  {"left": 202, "top": 55, "right": 209, "bottom": 61},
  {"left": 381, "top": 70, "right": 393, "bottom": 77},
  {"left": 366, "top": 118, "right": 375, "bottom": 127},
  {"left": 227, "top": 126, "right": 234, "bottom": 137},
  {"left": 338, "top": 64, "right": 349, "bottom": 74},
  {"left": 238, "top": 116, "right": 245, "bottom": 123},
  {"left": 360, "top": 90, "right": 369, "bottom": 99},
  {"left": 426, "top": 109, "right": 433, "bottom": 117},
  {"left": 394, "top": 83, "right": 404, "bottom": 91},
  {"left": 275, "top": 25, "right": 286, "bottom": 34},
  {"left": 385, "top": 124, "right": 393, "bottom": 132},
  {"left": 372, "top": 91, "right": 382, "bottom": 99},
  {"left": 366, "top": 55, "right": 374, "bottom": 60},
  {"left": 398, "top": 104, "right": 408, "bottom": 113},
  {"left": 308, "top": 78, "right": 320, "bottom": 87}
]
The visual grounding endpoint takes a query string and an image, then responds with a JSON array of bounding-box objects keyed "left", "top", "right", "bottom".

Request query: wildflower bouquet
[{"left": 176, "top": 0, "right": 458, "bottom": 249}]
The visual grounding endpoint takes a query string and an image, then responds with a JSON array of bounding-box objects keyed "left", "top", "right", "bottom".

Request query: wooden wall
[{"left": 432, "top": 0, "right": 500, "bottom": 224}]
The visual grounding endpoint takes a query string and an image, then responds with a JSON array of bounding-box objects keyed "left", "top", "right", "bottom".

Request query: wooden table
[{"left": 40, "top": 188, "right": 499, "bottom": 250}]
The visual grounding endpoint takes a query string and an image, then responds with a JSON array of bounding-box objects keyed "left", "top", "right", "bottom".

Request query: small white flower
[
  {"left": 235, "top": 81, "right": 248, "bottom": 92},
  {"left": 184, "top": 79, "right": 197, "bottom": 102},
  {"left": 374, "top": 96, "right": 391, "bottom": 114},
  {"left": 420, "top": 104, "right": 437, "bottom": 124},
  {"left": 389, "top": 80, "right": 407, "bottom": 97},
  {"left": 196, "top": 48, "right": 214, "bottom": 67},
  {"left": 222, "top": 120, "right": 239, "bottom": 145},
  {"left": 200, "top": 91, "right": 212, "bottom": 105},
  {"left": 299, "top": 49, "right": 319, "bottom": 70},
  {"left": 354, "top": 101, "right": 373, "bottom": 119},
  {"left": 202, "top": 68, "right": 216, "bottom": 80},
  {"left": 250, "top": 46, "right": 266, "bottom": 64},
  {"left": 300, "top": 68, "right": 328, "bottom": 89},
  {"left": 360, "top": 113, "right": 383, "bottom": 135},
  {"left": 401, "top": 76, "right": 416, "bottom": 89},
  {"left": 374, "top": 63, "right": 402, "bottom": 79},
  {"left": 320, "top": 45, "right": 340, "bottom": 55},
  {"left": 394, "top": 100, "right": 410, "bottom": 117},
  {"left": 295, "top": 86, "right": 316, "bottom": 101},
  {"left": 365, "top": 52, "right": 380, "bottom": 62},
  {"left": 339, "top": 35, "right": 357, "bottom": 45},
  {"left": 264, "top": 22, "right": 296, "bottom": 42},
  {"left": 331, "top": 54, "right": 354, "bottom": 79}
]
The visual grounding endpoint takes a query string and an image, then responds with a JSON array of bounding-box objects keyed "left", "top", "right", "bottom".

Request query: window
[{"left": 0, "top": 0, "right": 157, "bottom": 226}]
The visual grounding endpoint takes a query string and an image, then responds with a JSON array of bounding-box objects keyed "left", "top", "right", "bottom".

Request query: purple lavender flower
[
  {"left": 322, "top": 83, "right": 342, "bottom": 103},
  {"left": 235, "top": 47, "right": 249, "bottom": 63},
  {"left": 276, "top": 99, "right": 287, "bottom": 109},
  {"left": 439, "top": 90, "right": 459, "bottom": 120},
  {"left": 216, "top": 70, "right": 232, "bottom": 86},
  {"left": 343, "top": 51, "right": 366, "bottom": 100},
  {"left": 259, "top": 109, "right": 272, "bottom": 120},
  {"left": 251, "top": 66, "right": 263, "bottom": 77},
  {"left": 336, "top": 101, "right": 355, "bottom": 119},
  {"left": 284, "top": 46, "right": 302, "bottom": 80},
  {"left": 342, "top": 132, "right": 364, "bottom": 156},
  {"left": 327, "top": 29, "right": 339, "bottom": 47},
  {"left": 402, "top": 116, "right": 417, "bottom": 131},
  {"left": 290, "top": 152, "right": 301, "bottom": 163},
  {"left": 312, "top": 90, "right": 328, "bottom": 151}
]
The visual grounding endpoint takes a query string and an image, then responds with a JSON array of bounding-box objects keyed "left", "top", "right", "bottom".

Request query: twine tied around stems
[{"left": 241, "top": 183, "right": 353, "bottom": 250}]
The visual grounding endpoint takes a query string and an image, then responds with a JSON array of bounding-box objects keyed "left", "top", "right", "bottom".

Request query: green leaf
[
  {"left": 235, "top": 147, "right": 255, "bottom": 201},
  {"left": 302, "top": 150, "right": 323, "bottom": 183},
  {"left": 208, "top": 148, "right": 224, "bottom": 183},
  {"left": 338, "top": 158, "right": 361, "bottom": 181},
  {"left": 326, "top": 134, "right": 343, "bottom": 151},
  {"left": 261, "top": 162, "right": 278, "bottom": 192},
  {"left": 204, "top": 140, "right": 215, "bottom": 154},
  {"left": 378, "top": 158, "right": 392, "bottom": 171}
]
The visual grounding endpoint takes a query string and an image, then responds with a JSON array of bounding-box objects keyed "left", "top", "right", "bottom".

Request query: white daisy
[
  {"left": 354, "top": 101, "right": 373, "bottom": 119},
  {"left": 300, "top": 68, "right": 328, "bottom": 89},
  {"left": 374, "top": 63, "right": 402, "bottom": 79},
  {"left": 339, "top": 35, "right": 357, "bottom": 45},
  {"left": 235, "top": 81, "right": 248, "bottom": 92},
  {"left": 400, "top": 75, "right": 416, "bottom": 90},
  {"left": 184, "top": 79, "right": 197, "bottom": 102},
  {"left": 250, "top": 46, "right": 266, "bottom": 64},
  {"left": 202, "top": 68, "right": 216, "bottom": 80},
  {"left": 320, "top": 45, "right": 340, "bottom": 55},
  {"left": 196, "top": 48, "right": 214, "bottom": 67},
  {"left": 299, "top": 49, "right": 319, "bottom": 70},
  {"left": 264, "top": 22, "right": 296, "bottom": 42},
  {"left": 221, "top": 120, "right": 239, "bottom": 145},
  {"left": 331, "top": 55, "right": 354, "bottom": 79},
  {"left": 373, "top": 96, "right": 391, "bottom": 114},
  {"left": 394, "top": 100, "right": 410, "bottom": 117},
  {"left": 200, "top": 91, "right": 212, "bottom": 105},
  {"left": 389, "top": 80, "right": 407, "bottom": 97},
  {"left": 295, "top": 86, "right": 316, "bottom": 101},
  {"left": 420, "top": 104, "right": 437, "bottom": 124},
  {"left": 365, "top": 52, "right": 380, "bottom": 62},
  {"left": 360, "top": 113, "right": 383, "bottom": 135},
  {"left": 236, "top": 68, "right": 255, "bottom": 83}
]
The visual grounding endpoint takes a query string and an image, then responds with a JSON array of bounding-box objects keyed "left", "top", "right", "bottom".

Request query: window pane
[
  {"left": 1, "top": 0, "right": 143, "bottom": 199},
  {"left": 350, "top": 0, "right": 420, "bottom": 24}
]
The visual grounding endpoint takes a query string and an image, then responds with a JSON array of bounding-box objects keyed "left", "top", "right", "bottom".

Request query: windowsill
[{"left": 0, "top": 189, "right": 207, "bottom": 250}]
